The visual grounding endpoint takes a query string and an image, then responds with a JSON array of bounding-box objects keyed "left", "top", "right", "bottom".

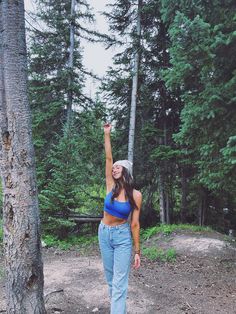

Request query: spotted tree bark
[{"left": 0, "top": 0, "right": 46, "bottom": 313}]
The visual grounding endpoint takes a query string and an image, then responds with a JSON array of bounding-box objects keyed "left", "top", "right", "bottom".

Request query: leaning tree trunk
[
  {"left": 128, "top": 0, "right": 141, "bottom": 172},
  {"left": 0, "top": 1, "right": 46, "bottom": 312}
]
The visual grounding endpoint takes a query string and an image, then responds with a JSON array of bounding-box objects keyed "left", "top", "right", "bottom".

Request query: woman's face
[{"left": 112, "top": 164, "right": 123, "bottom": 180}]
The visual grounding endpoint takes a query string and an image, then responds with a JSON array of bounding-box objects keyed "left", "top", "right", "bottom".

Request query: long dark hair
[{"left": 111, "top": 167, "right": 138, "bottom": 210}]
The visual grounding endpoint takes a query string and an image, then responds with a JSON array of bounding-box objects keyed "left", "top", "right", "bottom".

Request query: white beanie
[{"left": 113, "top": 160, "right": 133, "bottom": 176}]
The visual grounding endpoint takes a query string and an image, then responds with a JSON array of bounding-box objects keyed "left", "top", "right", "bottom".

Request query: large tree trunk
[
  {"left": 128, "top": 0, "right": 141, "bottom": 171},
  {"left": 0, "top": 1, "right": 46, "bottom": 312}
]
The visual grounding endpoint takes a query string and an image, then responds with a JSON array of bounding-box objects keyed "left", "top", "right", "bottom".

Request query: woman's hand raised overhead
[{"left": 104, "top": 123, "right": 112, "bottom": 134}]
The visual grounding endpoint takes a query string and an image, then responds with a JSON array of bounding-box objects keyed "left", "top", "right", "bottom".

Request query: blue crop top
[{"left": 104, "top": 191, "right": 132, "bottom": 220}]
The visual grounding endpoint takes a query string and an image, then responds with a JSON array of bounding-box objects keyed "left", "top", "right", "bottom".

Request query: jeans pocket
[
  {"left": 119, "top": 227, "right": 132, "bottom": 241},
  {"left": 120, "top": 226, "right": 131, "bottom": 233}
]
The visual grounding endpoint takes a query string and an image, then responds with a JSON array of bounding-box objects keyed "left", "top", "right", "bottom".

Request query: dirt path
[{"left": 0, "top": 232, "right": 236, "bottom": 313}]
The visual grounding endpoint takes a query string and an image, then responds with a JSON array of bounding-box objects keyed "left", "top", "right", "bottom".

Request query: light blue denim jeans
[{"left": 98, "top": 220, "right": 132, "bottom": 314}]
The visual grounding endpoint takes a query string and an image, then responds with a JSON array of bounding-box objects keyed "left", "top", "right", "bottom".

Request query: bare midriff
[{"left": 102, "top": 211, "right": 127, "bottom": 226}]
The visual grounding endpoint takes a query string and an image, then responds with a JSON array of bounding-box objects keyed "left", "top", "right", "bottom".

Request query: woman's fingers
[
  {"left": 103, "top": 122, "right": 111, "bottom": 128},
  {"left": 104, "top": 123, "right": 112, "bottom": 133},
  {"left": 133, "top": 254, "right": 141, "bottom": 269}
]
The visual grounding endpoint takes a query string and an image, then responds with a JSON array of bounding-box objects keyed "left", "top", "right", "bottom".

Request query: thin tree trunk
[
  {"left": 0, "top": 1, "right": 46, "bottom": 312},
  {"left": 165, "top": 191, "right": 170, "bottom": 224},
  {"left": 67, "top": 0, "right": 76, "bottom": 124},
  {"left": 180, "top": 168, "right": 187, "bottom": 223},
  {"left": 163, "top": 119, "right": 170, "bottom": 223},
  {"left": 199, "top": 199, "right": 204, "bottom": 226},
  {"left": 128, "top": 0, "right": 141, "bottom": 172},
  {"left": 158, "top": 172, "right": 166, "bottom": 224},
  {"left": 198, "top": 188, "right": 207, "bottom": 226}
]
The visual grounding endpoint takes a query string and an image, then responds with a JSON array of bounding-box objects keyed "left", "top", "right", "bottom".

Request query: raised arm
[{"left": 104, "top": 123, "right": 114, "bottom": 193}]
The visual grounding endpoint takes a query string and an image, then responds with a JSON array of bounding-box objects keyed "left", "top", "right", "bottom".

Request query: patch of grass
[
  {"left": 142, "top": 246, "right": 176, "bottom": 262},
  {"left": 42, "top": 234, "right": 98, "bottom": 251},
  {"left": 165, "top": 248, "right": 177, "bottom": 261},
  {"left": 42, "top": 234, "right": 58, "bottom": 247},
  {"left": 141, "top": 223, "right": 213, "bottom": 240},
  {"left": 223, "top": 235, "right": 236, "bottom": 245}
]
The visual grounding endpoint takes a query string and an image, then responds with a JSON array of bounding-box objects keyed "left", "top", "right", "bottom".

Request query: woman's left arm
[{"left": 131, "top": 190, "right": 142, "bottom": 270}]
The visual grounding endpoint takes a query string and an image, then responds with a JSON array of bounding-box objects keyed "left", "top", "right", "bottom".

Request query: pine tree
[
  {"left": 161, "top": 0, "right": 236, "bottom": 226},
  {"left": 27, "top": 0, "right": 107, "bottom": 235},
  {"left": 102, "top": 0, "right": 182, "bottom": 225},
  {"left": 28, "top": 0, "right": 96, "bottom": 189}
]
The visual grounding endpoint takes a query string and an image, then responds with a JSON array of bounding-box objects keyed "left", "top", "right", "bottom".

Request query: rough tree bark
[{"left": 0, "top": 0, "right": 46, "bottom": 312}]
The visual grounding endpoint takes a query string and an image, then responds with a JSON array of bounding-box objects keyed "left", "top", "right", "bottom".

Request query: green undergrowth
[
  {"left": 140, "top": 224, "right": 214, "bottom": 262},
  {"left": 142, "top": 246, "right": 177, "bottom": 262},
  {"left": 223, "top": 235, "right": 236, "bottom": 246},
  {"left": 141, "top": 223, "right": 213, "bottom": 241},
  {"left": 42, "top": 234, "right": 98, "bottom": 251}
]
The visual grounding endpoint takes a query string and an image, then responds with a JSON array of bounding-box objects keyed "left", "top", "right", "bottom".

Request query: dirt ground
[{"left": 0, "top": 230, "right": 236, "bottom": 314}]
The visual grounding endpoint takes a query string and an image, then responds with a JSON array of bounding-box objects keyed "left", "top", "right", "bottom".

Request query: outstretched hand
[
  {"left": 104, "top": 123, "right": 112, "bottom": 134},
  {"left": 133, "top": 253, "right": 141, "bottom": 270}
]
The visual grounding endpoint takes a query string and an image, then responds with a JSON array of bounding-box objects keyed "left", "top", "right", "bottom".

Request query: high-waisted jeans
[{"left": 98, "top": 220, "right": 132, "bottom": 314}]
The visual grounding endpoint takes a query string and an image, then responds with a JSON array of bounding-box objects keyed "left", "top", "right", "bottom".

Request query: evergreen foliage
[
  {"left": 16, "top": 0, "right": 236, "bottom": 237},
  {"left": 27, "top": 0, "right": 107, "bottom": 237},
  {"left": 39, "top": 110, "right": 105, "bottom": 237},
  {"left": 101, "top": 0, "right": 236, "bottom": 229},
  {"left": 161, "top": 0, "right": 236, "bottom": 224}
]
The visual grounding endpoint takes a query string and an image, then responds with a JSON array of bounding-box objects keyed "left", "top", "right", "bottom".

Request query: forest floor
[{"left": 0, "top": 229, "right": 236, "bottom": 314}]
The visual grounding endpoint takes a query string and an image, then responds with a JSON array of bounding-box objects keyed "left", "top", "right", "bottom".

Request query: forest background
[{"left": 1, "top": 0, "right": 236, "bottom": 240}]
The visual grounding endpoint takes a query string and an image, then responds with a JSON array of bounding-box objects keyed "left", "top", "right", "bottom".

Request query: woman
[{"left": 98, "top": 123, "right": 142, "bottom": 314}]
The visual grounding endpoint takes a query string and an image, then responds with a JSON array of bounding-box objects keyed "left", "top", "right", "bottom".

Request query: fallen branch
[{"left": 44, "top": 289, "right": 64, "bottom": 303}]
